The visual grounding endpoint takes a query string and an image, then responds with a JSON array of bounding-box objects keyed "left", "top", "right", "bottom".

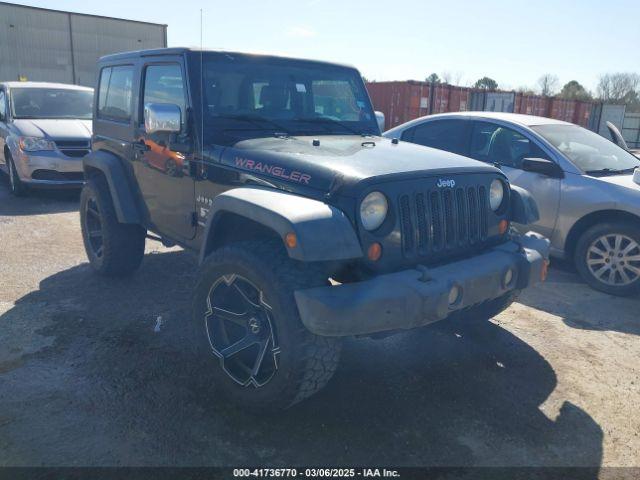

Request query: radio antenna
[{"left": 200, "top": 8, "right": 204, "bottom": 156}]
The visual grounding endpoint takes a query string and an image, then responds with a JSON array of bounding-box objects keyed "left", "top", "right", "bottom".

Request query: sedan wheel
[
  {"left": 586, "top": 234, "right": 640, "bottom": 287},
  {"left": 575, "top": 222, "right": 640, "bottom": 296}
]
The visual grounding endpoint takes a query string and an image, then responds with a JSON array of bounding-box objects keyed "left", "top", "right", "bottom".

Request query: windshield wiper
[
  {"left": 215, "top": 114, "right": 291, "bottom": 136},
  {"left": 293, "top": 117, "right": 367, "bottom": 136},
  {"left": 585, "top": 167, "right": 638, "bottom": 176}
]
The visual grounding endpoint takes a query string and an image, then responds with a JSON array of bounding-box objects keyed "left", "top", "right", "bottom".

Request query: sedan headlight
[
  {"left": 360, "top": 191, "right": 388, "bottom": 231},
  {"left": 489, "top": 179, "right": 505, "bottom": 211},
  {"left": 18, "top": 136, "right": 56, "bottom": 152}
]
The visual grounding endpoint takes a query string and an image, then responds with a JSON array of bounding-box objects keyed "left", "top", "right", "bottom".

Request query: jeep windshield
[
  {"left": 532, "top": 124, "right": 640, "bottom": 175},
  {"left": 11, "top": 88, "right": 93, "bottom": 120},
  {"left": 193, "top": 52, "right": 378, "bottom": 145}
]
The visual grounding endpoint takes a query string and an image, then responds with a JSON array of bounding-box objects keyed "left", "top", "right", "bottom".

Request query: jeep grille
[{"left": 398, "top": 184, "right": 489, "bottom": 258}]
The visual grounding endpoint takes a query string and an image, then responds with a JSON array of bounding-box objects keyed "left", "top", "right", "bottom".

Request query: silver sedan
[
  {"left": 385, "top": 112, "right": 640, "bottom": 296},
  {"left": 0, "top": 81, "right": 93, "bottom": 196}
]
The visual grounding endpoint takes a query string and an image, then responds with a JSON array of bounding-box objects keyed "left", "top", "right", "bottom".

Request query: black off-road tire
[
  {"left": 192, "top": 239, "right": 341, "bottom": 411},
  {"left": 574, "top": 222, "right": 640, "bottom": 297},
  {"left": 6, "top": 152, "right": 27, "bottom": 197},
  {"left": 80, "top": 175, "right": 146, "bottom": 276}
]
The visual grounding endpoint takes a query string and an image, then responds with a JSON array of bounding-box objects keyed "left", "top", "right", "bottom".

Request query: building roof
[
  {"left": 1, "top": 81, "right": 93, "bottom": 91},
  {"left": 0, "top": 1, "right": 167, "bottom": 27}
]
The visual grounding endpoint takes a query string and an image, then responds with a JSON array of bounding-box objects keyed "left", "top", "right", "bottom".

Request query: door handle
[{"left": 133, "top": 140, "right": 150, "bottom": 152}]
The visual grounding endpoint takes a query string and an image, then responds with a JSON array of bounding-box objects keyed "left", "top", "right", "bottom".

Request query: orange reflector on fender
[
  {"left": 285, "top": 232, "right": 297, "bottom": 249},
  {"left": 499, "top": 220, "right": 509, "bottom": 235}
]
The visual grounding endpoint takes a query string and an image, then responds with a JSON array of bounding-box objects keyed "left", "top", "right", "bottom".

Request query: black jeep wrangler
[{"left": 80, "top": 48, "right": 549, "bottom": 409}]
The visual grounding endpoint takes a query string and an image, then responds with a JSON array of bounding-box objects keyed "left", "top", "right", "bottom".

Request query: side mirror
[
  {"left": 522, "top": 157, "right": 563, "bottom": 178},
  {"left": 144, "top": 103, "right": 181, "bottom": 135},
  {"left": 606, "top": 121, "right": 630, "bottom": 151},
  {"left": 374, "top": 111, "right": 385, "bottom": 133}
]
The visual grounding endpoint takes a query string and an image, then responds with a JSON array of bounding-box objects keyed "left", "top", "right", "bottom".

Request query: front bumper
[
  {"left": 294, "top": 232, "right": 550, "bottom": 337},
  {"left": 13, "top": 150, "right": 85, "bottom": 188}
]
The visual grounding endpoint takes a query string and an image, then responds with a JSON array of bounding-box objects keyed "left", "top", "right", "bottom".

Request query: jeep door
[
  {"left": 468, "top": 121, "right": 561, "bottom": 239},
  {"left": 134, "top": 59, "right": 196, "bottom": 241}
]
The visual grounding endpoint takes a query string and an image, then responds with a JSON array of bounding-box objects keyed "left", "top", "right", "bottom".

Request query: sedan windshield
[
  {"left": 11, "top": 88, "right": 93, "bottom": 120},
  {"left": 195, "top": 53, "right": 378, "bottom": 144},
  {"left": 532, "top": 124, "right": 640, "bottom": 175}
]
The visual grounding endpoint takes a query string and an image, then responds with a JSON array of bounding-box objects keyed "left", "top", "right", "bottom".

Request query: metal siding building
[{"left": 0, "top": 2, "right": 167, "bottom": 87}]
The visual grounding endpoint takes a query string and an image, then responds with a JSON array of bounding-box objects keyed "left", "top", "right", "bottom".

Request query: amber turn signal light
[
  {"left": 367, "top": 242, "right": 382, "bottom": 262},
  {"left": 541, "top": 259, "right": 550, "bottom": 282},
  {"left": 285, "top": 232, "right": 297, "bottom": 249},
  {"left": 498, "top": 219, "right": 509, "bottom": 235}
]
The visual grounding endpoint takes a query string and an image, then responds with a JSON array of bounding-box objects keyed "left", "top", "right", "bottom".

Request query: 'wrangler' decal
[{"left": 235, "top": 157, "right": 311, "bottom": 184}]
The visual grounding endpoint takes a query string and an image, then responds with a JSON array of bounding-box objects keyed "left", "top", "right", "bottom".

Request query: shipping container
[
  {"left": 0, "top": 2, "right": 167, "bottom": 87},
  {"left": 367, "top": 80, "right": 598, "bottom": 130}
]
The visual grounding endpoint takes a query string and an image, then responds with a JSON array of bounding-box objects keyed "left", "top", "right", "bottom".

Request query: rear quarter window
[{"left": 97, "top": 65, "right": 134, "bottom": 122}]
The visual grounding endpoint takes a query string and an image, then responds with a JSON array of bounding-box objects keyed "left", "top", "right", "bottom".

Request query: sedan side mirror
[
  {"left": 522, "top": 157, "right": 564, "bottom": 178},
  {"left": 374, "top": 111, "right": 385, "bottom": 133},
  {"left": 144, "top": 103, "right": 181, "bottom": 135}
]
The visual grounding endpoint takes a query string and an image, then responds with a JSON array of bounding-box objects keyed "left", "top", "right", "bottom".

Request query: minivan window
[
  {"left": 470, "top": 122, "right": 549, "bottom": 169},
  {"left": 406, "top": 120, "right": 469, "bottom": 155},
  {"left": 98, "top": 65, "right": 134, "bottom": 122},
  {"left": 0, "top": 90, "right": 6, "bottom": 120},
  {"left": 143, "top": 64, "right": 186, "bottom": 125},
  {"left": 10, "top": 88, "right": 93, "bottom": 120}
]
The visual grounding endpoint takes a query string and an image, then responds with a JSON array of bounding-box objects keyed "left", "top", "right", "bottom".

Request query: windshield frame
[
  {"left": 186, "top": 51, "right": 379, "bottom": 146},
  {"left": 10, "top": 87, "right": 94, "bottom": 120},
  {"left": 531, "top": 123, "right": 640, "bottom": 175}
]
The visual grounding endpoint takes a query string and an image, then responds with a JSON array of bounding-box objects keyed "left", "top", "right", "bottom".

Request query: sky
[{"left": 11, "top": 0, "right": 640, "bottom": 92}]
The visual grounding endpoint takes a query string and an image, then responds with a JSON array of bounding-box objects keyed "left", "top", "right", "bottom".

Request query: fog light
[
  {"left": 448, "top": 285, "right": 462, "bottom": 306},
  {"left": 503, "top": 268, "right": 514, "bottom": 288},
  {"left": 367, "top": 242, "right": 382, "bottom": 262}
]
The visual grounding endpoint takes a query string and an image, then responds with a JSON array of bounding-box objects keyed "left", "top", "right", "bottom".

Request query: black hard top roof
[{"left": 99, "top": 48, "right": 355, "bottom": 70}]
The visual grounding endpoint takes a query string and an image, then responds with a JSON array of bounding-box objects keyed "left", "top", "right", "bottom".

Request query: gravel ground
[{"left": 0, "top": 179, "right": 638, "bottom": 470}]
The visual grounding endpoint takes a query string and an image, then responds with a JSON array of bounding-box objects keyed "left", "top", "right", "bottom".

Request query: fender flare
[
  {"left": 83, "top": 150, "right": 142, "bottom": 224},
  {"left": 510, "top": 185, "right": 540, "bottom": 225},
  {"left": 199, "top": 187, "right": 363, "bottom": 263}
]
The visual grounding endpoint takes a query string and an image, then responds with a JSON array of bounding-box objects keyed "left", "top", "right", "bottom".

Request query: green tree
[
  {"left": 426, "top": 73, "right": 441, "bottom": 84},
  {"left": 474, "top": 77, "right": 498, "bottom": 90},
  {"left": 559, "top": 80, "right": 592, "bottom": 101}
]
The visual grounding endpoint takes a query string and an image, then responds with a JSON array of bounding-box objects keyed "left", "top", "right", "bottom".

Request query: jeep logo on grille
[{"left": 436, "top": 179, "right": 456, "bottom": 188}]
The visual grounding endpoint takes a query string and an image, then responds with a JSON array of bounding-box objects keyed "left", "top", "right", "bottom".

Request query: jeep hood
[
  {"left": 220, "top": 135, "right": 499, "bottom": 193},
  {"left": 12, "top": 119, "right": 92, "bottom": 140}
]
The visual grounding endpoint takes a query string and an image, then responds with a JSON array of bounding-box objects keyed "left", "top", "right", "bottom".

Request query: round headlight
[
  {"left": 489, "top": 179, "right": 505, "bottom": 211},
  {"left": 360, "top": 191, "right": 388, "bottom": 231}
]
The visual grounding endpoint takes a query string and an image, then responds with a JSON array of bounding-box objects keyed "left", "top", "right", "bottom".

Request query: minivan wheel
[
  {"left": 575, "top": 222, "right": 640, "bottom": 296},
  {"left": 192, "top": 240, "right": 341, "bottom": 411},
  {"left": 6, "top": 153, "right": 27, "bottom": 196}
]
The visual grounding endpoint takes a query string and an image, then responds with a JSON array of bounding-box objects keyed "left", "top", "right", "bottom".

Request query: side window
[
  {"left": 98, "top": 65, "right": 134, "bottom": 122},
  {"left": 0, "top": 90, "right": 6, "bottom": 121},
  {"left": 400, "top": 127, "right": 415, "bottom": 141},
  {"left": 410, "top": 120, "right": 469, "bottom": 155},
  {"left": 142, "top": 64, "right": 186, "bottom": 125},
  {"left": 470, "top": 122, "right": 549, "bottom": 169}
]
